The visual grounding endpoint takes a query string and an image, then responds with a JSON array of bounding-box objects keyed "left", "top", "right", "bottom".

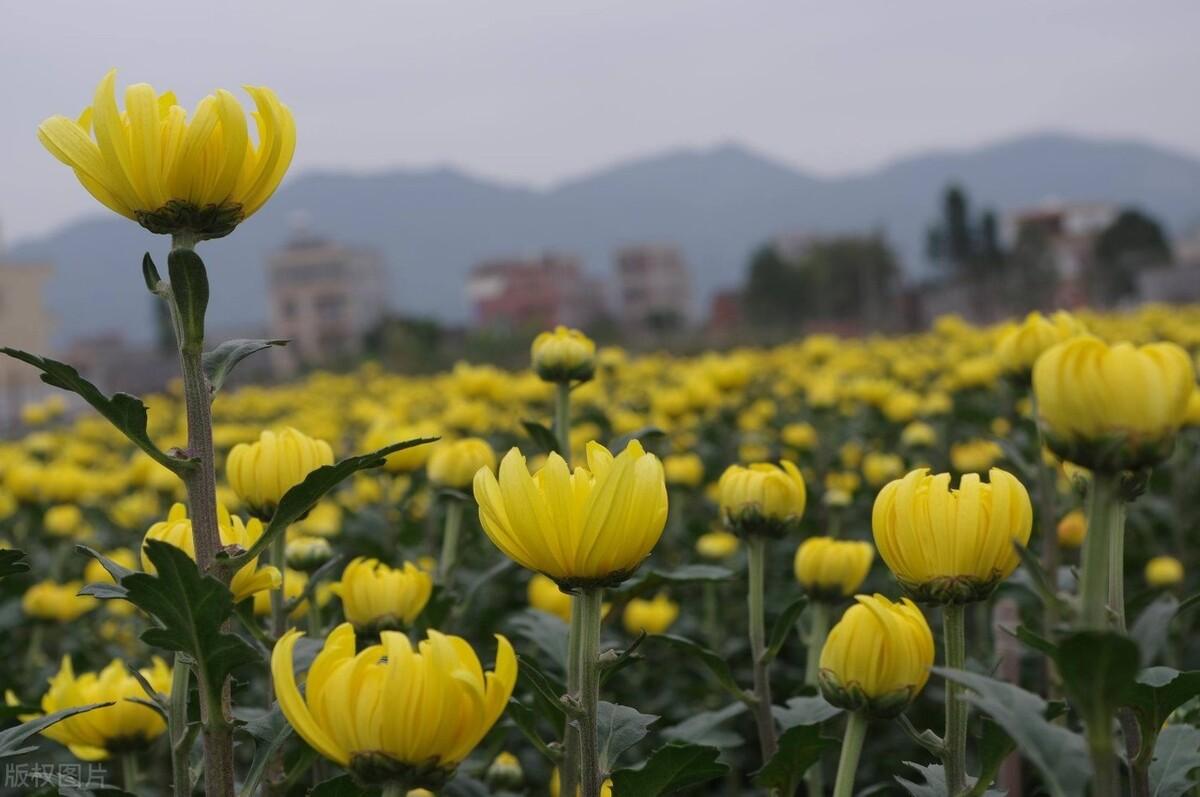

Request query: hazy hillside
[{"left": 11, "top": 132, "right": 1200, "bottom": 346}]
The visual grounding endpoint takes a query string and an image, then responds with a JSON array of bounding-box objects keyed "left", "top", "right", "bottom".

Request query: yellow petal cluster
[
  {"left": 29, "top": 657, "right": 171, "bottom": 760},
  {"left": 622, "top": 593, "right": 679, "bottom": 635},
  {"left": 996, "top": 311, "right": 1086, "bottom": 374},
  {"left": 662, "top": 453, "right": 705, "bottom": 488},
  {"left": 695, "top": 530, "right": 740, "bottom": 560},
  {"left": 1056, "top": 509, "right": 1087, "bottom": 549},
  {"left": 272, "top": 624, "right": 516, "bottom": 785},
  {"left": 335, "top": 557, "right": 433, "bottom": 633},
  {"left": 531, "top": 326, "right": 597, "bottom": 383},
  {"left": 143, "top": 503, "right": 281, "bottom": 602},
  {"left": 38, "top": 70, "right": 294, "bottom": 238},
  {"left": 1032, "top": 336, "right": 1195, "bottom": 470},
  {"left": 427, "top": 438, "right": 496, "bottom": 490},
  {"left": 527, "top": 573, "right": 572, "bottom": 622},
  {"left": 1145, "top": 555, "right": 1184, "bottom": 588},
  {"left": 473, "top": 441, "right": 668, "bottom": 587},
  {"left": 718, "top": 460, "right": 807, "bottom": 537},
  {"left": 226, "top": 428, "right": 334, "bottom": 518},
  {"left": 22, "top": 580, "right": 97, "bottom": 622},
  {"left": 818, "top": 594, "right": 933, "bottom": 717},
  {"left": 793, "top": 537, "right": 874, "bottom": 600},
  {"left": 873, "top": 467, "right": 1032, "bottom": 603}
]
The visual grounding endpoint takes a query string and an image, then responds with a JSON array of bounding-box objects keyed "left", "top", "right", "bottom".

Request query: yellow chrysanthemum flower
[
  {"left": 793, "top": 537, "right": 874, "bottom": 601},
  {"left": 334, "top": 557, "right": 433, "bottom": 634}
]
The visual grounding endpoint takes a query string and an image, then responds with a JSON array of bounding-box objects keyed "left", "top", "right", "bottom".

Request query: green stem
[
  {"left": 943, "top": 603, "right": 968, "bottom": 797},
  {"left": 438, "top": 499, "right": 465, "bottom": 584},
  {"left": 1086, "top": 715, "right": 1118, "bottom": 797},
  {"left": 269, "top": 531, "right": 287, "bottom": 642},
  {"left": 804, "top": 601, "right": 830, "bottom": 797},
  {"left": 554, "top": 382, "right": 572, "bottom": 467},
  {"left": 562, "top": 595, "right": 584, "bottom": 797},
  {"left": 307, "top": 588, "right": 323, "bottom": 637},
  {"left": 577, "top": 589, "right": 604, "bottom": 797},
  {"left": 832, "top": 712, "right": 868, "bottom": 797},
  {"left": 1080, "top": 473, "right": 1120, "bottom": 629},
  {"left": 1107, "top": 500, "right": 1128, "bottom": 633},
  {"left": 122, "top": 752, "right": 138, "bottom": 791},
  {"left": 169, "top": 653, "right": 192, "bottom": 797},
  {"left": 747, "top": 536, "right": 778, "bottom": 762}
]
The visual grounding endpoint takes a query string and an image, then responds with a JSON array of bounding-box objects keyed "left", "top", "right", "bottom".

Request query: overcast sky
[{"left": 3, "top": 0, "right": 1198, "bottom": 244}]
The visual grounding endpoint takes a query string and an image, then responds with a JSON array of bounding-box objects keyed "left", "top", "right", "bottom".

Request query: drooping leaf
[
  {"left": 610, "top": 743, "right": 729, "bottom": 795},
  {"left": 522, "top": 420, "right": 561, "bottom": 455},
  {"left": 597, "top": 701, "right": 658, "bottom": 770},
  {"left": 0, "top": 549, "right": 29, "bottom": 580},
  {"left": 751, "top": 722, "right": 832, "bottom": 790},
  {"left": 1149, "top": 724, "right": 1200, "bottom": 797},
  {"left": 0, "top": 348, "right": 191, "bottom": 473},
  {"left": 0, "top": 703, "right": 113, "bottom": 758},
  {"left": 765, "top": 594, "right": 808, "bottom": 662},
  {"left": 772, "top": 694, "right": 842, "bottom": 730},
  {"left": 126, "top": 540, "right": 260, "bottom": 696},
  {"left": 934, "top": 667, "right": 1091, "bottom": 797},
  {"left": 227, "top": 438, "right": 437, "bottom": 566},
  {"left": 1130, "top": 595, "right": 1180, "bottom": 666},
  {"left": 621, "top": 564, "right": 735, "bottom": 593},
  {"left": 662, "top": 702, "right": 747, "bottom": 748},
  {"left": 651, "top": 635, "right": 748, "bottom": 703},
  {"left": 203, "top": 338, "right": 288, "bottom": 394}
]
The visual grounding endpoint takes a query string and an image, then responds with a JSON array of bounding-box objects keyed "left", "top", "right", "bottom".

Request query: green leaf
[
  {"left": 168, "top": 248, "right": 209, "bottom": 350},
  {"left": 0, "top": 703, "right": 113, "bottom": 758},
  {"left": 970, "top": 716, "right": 1016, "bottom": 797},
  {"left": 505, "top": 697, "right": 558, "bottom": 762},
  {"left": 1131, "top": 595, "right": 1179, "bottom": 666},
  {"left": 765, "top": 594, "right": 808, "bottom": 662},
  {"left": 662, "top": 702, "right": 747, "bottom": 748},
  {"left": 1149, "top": 724, "right": 1200, "bottom": 797},
  {"left": 310, "top": 774, "right": 377, "bottom": 796},
  {"left": 597, "top": 701, "right": 658, "bottom": 771},
  {"left": 127, "top": 540, "right": 260, "bottom": 696},
  {"left": 772, "top": 694, "right": 841, "bottom": 730},
  {"left": 651, "top": 634, "right": 748, "bottom": 704},
  {"left": 897, "top": 762, "right": 1007, "bottom": 797},
  {"left": 1055, "top": 631, "right": 1140, "bottom": 723},
  {"left": 623, "top": 564, "right": 735, "bottom": 592},
  {"left": 142, "top": 252, "right": 163, "bottom": 293},
  {"left": 1122, "top": 667, "right": 1200, "bottom": 767},
  {"left": 237, "top": 705, "right": 293, "bottom": 797},
  {"left": 226, "top": 438, "right": 437, "bottom": 566},
  {"left": 203, "top": 338, "right": 288, "bottom": 395},
  {"left": 0, "top": 348, "right": 191, "bottom": 473},
  {"left": 516, "top": 654, "right": 566, "bottom": 720},
  {"left": 509, "top": 609, "right": 569, "bottom": 674},
  {"left": 1011, "top": 624, "right": 1059, "bottom": 659},
  {"left": 751, "top": 722, "right": 831, "bottom": 790},
  {"left": 1012, "top": 540, "right": 1064, "bottom": 611},
  {"left": 522, "top": 420, "right": 561, "bottom": 455},
  {"left": 610, "top": 742, "right": 729, "bottom": 795},
  {"left": 0, "top": 549, "right": 28, "bottom": 580},
  {"left": 933, "top": 667, "right": 1091, "bottom": 797}
]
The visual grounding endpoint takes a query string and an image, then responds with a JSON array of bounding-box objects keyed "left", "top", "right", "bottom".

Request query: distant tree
[
  {"left": 744, "top": 244, "right": 805, "bottom": 327},
  {"left": 926, "top": 184, "right": 1006, "bottom": 277},
  {"left": 1092, "top": 209, "right": 1172, "bottom": 305},
  {"left": 1005, "top": 225, "right": 1059, "bottom": 312}
]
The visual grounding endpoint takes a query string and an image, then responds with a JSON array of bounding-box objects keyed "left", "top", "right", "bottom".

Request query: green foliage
[
  {"left": 1093, "top": 207, "right": 1173, "bottom": 304},
  {"left": 166, "top": 249, "right": 209, "bottom": 351},
  {"left": 765, "top": 594, "right": 807, "bottom": 662},
  {"left": 650, "top": 635, "right": 748, "bottom": 703},
  {"left": 772, "top": 694, "right": 841, "bottom": 730},
  {"left": 661, "top": 702, "right": 747, "bottom": 748},
  {"left": 203, "top": 338, "right": 288, "bottom": 394},
  {"left": 0, "top": 703, "right": 113, "bottom": 758},
  {"left": 596, "top": 701, "right": 658, "bottom": 770},
  {"left": 1149, "top": 724, "right": 1200, "bottom": 797},
  {"left": 0, "top": 347, "right": 193, "bottom": 473},
  {"left": 751, "top": 722, "right": 831, "bottom": 790},
  {"left": 0, "top": 549, "right": 28, "bottom": 580},
  {"left": 521, "top": 420, "right": 561, "bottom": 455},
  {"left": 610, "top": 742, "right": 728, "bottom": 795}
]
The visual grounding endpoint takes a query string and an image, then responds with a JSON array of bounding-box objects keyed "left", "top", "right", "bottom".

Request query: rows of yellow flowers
[{"left": 3, "top": 70, "right": 1199, "bottom": 797}]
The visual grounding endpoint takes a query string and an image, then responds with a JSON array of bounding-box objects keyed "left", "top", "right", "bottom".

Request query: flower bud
[
  {"left": 900, "top": 421, "right": 937, "bottom": 448},
  {"left": 43, "top": 504, "right": 85, "bottom": 537},
  {"left": 622, "top": 593, "right": 680, "bottom": 635},
  {"left": 996, "top": 311, "right": 1085, "bottom": 377},
  {"left": 1032, "top": 337, "right": 1195, "bottom": 472},
  {"left": 527, "top": 573, "right": 572, "bottom": 622},
  {"left": 531, "top": 326, "right": 596, "bottom": 383},
  {"left": 862, "top": 452, "right": 904, "bottom": 487},
  {"left": 781, "top": 422, "right": 818, "bottom": 450},
  {"left": 663, "top": 453, "right": 705, "bottom": 488},
  {"left": 427, "top": 438, "right": 496, "bottom": 490},
  {"left": 22, "top": 580, "right": 96, "bottom": 622},
  {"left": 226, "top": 428, "right": 334, "bottom": 519},
  {"left": 793, "top": 537, "right": 873, "bottom": 602},
  {"left": 1056, "top": 510, "right": 1087, "bottom": 549},
  {"left": 695, "top": 530, "right": 740, "bottom": 560},
  {"left": 818, "top": 594, "right": 934, "bottom": 718},
  {"left": 873, "top": 467, "right": 1032, "bottom": 604},
  {"left": 718, "top": 460, "right": 807, "bottom": 538},
  {"left": 335, "top": 557, "right": 433, "bottom": 635},
  {"left": 486, "top": 752, "right": 524, "bottom": 791},
  {"left": 286, "top": 535, "right": 334, "bottom": 572},
  {"left": 1145, "top": 555, "right": 1183, "bottom": 588}
]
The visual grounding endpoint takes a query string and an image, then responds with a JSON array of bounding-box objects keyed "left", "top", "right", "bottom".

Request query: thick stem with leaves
[
  {"left": 562, "top": 596, "right": 584, "bottom": 797},
  {"left": 942, "top": 603, "right": 968, "bottom": 797},
  {"left": 165, "top": 236, "right": 234, "bottom": 797},
  {"left": 832, "top": 712, "right": 868, "bottom": 797},
  {"left": 1080, "top": 473, "right": 1120, "bottom": 630},
  {"left": 439, "top": 498, "right": 465, "bottom": 583},
  {"left": 577, "top": 588, "right": 604, "bottom": 797},
  {"left": 1107, "top": 499, "right": 1129, "bottom": 633},
  {"left": 747, "top": 536, "right": 778, "bottom": 762}
]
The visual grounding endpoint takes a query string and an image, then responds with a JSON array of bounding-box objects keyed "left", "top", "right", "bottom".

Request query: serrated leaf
[
  {"left": 0, "top": 549, "right": 29, "bottom": 580},
  {"left": 227, "top": 438, "right": 437, "bottom": 566},
  {"left": 651, "top": 634, "right": 747, "bottom": 703},
  {"left": 765, "top": 594, "right": 807, "bottom": 662},
  {"left": 772, "top": 694, "right": 841, "bottom": 730},
  {"left": 0, "top": 702, "right": 113, "bottom": 758},
  {"left": 597, "top": 701, "right": 658, "bottom": 770},
  {"left": 610, "top": 742, "right": 729, "bottom": 795},
  {"left": 1131, "top": 595, "right": 1179, "bottom": 666},
  {"left": 1149, "top": 724, "right": 1200, "bottom": 797},
  {"left": 751, "top": 722, "right": 831, "bottom": 790},
  {"left": 0, "top": 348, "right": 191, "bottom": 473},
  {"left": 203, "top": 338, "right": 288, "bottom": 394},
  {"left": 522, "top": 420, "right": 561, "bottom": 455},
  {"left": 127, "top": 540, "right": 260, "bottom": 696},
  {"left": 662, "top": 702, "right": 747, "bottom": 748},
  {"left": 897, "top": 761, "right": 1007, "bottom": 797},
  {"left": 934, "top": 667, "right": 1091, "bottom": 797}
]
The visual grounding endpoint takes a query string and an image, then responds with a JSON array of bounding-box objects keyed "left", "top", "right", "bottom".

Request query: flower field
[{"left": 3, "top": 70, "right": 1199, "bottom": 797}]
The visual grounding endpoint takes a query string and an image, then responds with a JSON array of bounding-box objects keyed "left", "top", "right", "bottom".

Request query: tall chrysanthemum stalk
[{"left": 35, "top": 70, "right": 296, "bottom": 797}]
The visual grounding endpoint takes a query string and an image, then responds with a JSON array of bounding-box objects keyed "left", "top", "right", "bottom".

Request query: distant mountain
[{"left": 11, "top": 132, "right": 1200, "bottom": 346}]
